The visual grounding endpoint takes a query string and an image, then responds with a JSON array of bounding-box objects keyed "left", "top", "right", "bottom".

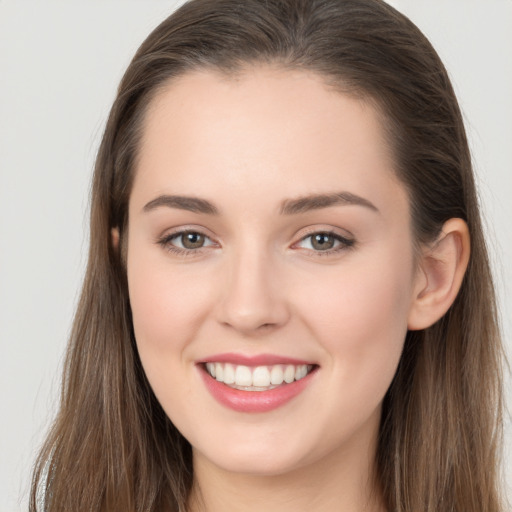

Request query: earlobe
[
  {"left": 111, "top": 227, "right": 120, "bottom": 251},
  {"left": 407, "top": 218, "right": 470, "bottom": 330}
]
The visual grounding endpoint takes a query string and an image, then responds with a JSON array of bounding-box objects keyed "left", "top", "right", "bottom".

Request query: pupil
[
  {"left": 312, "top": 233, "right": 334, "bottom": 250},
  {"left": 183, "top": 232, "right": 204, "bottom": 248}
]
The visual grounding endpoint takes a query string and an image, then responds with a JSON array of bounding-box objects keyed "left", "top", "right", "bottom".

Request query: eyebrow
[
  {"left": 142, "top": 191, "right": 379, "bottom": 216},
  {"left": 279, "top": 192, "right": 379, "bottom": 215},
  {"left": 143, "top": 195, "right": 219, "bottom": 215}
]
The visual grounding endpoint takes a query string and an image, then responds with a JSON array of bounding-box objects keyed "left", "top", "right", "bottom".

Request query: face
[{"left": 126, "top": 67, "right": 421, "bottom": 477}]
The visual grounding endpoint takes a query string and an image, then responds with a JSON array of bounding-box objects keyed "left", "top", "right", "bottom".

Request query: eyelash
[
  {"left": 156, "top": 229, "right": 355, "bottom": 257},
  {"left": 294, "top": 230, "right": 355, "bottom": 256},
  {"left": 157, "top": 230, "right": 217, "bottom": 257}
]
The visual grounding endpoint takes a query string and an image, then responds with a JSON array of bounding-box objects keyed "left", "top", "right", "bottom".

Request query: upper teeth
[{"left": 205, "top": 362, "right": 312, "bottom": 389}]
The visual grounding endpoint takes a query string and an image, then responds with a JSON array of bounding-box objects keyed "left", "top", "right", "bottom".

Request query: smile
[
  {"left": 205, "top": 362, "right": 314, "bottom": 390},
  {"left": 198, "top": 355, "right": 318, "bottom": 413}
]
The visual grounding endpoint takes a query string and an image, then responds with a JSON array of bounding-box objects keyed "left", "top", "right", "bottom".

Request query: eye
[
  {"left": 158, "top": 230, "right": 216, "bottom": 254},
  {"left": 174, "top": 232, "right": 210, "bottom": 249},
  {"left": 296, "top": 231, "right": 354, "bottom": 253}
]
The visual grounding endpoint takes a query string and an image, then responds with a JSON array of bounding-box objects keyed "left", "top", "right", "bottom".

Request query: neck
[{"left": 187, "top": 420, "right": 386, "bottom": 512}]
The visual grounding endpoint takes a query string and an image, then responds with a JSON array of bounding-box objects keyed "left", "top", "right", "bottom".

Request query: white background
[{"left": 0, "top": 1, "right": 510, "bottom": 511}]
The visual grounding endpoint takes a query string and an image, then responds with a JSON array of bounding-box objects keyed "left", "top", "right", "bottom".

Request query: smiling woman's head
[{"left": 31, "top": 1, "right": 504, "bottom": 512}]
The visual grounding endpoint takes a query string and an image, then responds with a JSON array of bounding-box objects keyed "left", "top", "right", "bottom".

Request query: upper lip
[{"left": 198, "top": 352, "right": 316, "bottom": 366}]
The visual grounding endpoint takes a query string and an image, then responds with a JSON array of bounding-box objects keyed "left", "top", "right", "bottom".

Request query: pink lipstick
[{"left": 197, "top": 353, "right": 317, "bottom": 413}]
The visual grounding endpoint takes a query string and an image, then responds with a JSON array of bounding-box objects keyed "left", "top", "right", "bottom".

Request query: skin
[{"left": 121, "top": 66, "right": 470, "bottom": 512}]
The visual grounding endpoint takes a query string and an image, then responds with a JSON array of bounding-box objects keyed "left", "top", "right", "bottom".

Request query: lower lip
[{"left": 198, "top": 365, "right": 316, "bottom": 413}]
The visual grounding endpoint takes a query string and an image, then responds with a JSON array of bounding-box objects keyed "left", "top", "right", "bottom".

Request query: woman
[{"left": 30, "top": 0, "right": 506, "bottom": 511}]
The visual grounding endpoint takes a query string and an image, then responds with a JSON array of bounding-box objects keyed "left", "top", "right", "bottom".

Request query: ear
[
  {"left": 111, "top": 227, "right": 120, "bottom": 251},
  {"left": 407, "top": 218, "right": 470, "bottom": 330}
]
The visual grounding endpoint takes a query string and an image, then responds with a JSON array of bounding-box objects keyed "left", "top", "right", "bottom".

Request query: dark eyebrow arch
[
  {"left": 280, "top": 192, "right": 379, "bottom": 215},
  {"left": 142, "top": 191, "right": 377, "bottom": 216},
  {"left": 142, "top": 195, "right": 219, "bottom": 215}
]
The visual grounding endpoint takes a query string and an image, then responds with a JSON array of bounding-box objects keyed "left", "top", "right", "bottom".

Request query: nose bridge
[{"left": 217, "top": 236, "right": 289, "bottom": 333}]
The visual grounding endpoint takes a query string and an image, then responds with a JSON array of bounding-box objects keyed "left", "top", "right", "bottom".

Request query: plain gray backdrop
[{"left": 1, "top": 1, "right": 511, "bottom": 510}]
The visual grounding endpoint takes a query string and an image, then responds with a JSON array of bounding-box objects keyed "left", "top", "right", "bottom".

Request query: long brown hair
[{"left": 30, "top": 1, "right": 505, "bottom": 510}]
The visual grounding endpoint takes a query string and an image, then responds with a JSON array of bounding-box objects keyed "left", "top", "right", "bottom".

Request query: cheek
[
  {"left": 126, "top": 250, "right": 218, "bottom": 419},
  {"left": 295, "top": 248, "right": 414, "bottom": 398},
  {"left": 127, "top": 250, "right": 214, "bottom": 353},
  {"left": 126, "top": 250, "right": 221, "bottom": 416}
]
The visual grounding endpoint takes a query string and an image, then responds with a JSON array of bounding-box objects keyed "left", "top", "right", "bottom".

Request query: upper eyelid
[
  {"left": 300, "top": 231, "right": 351, "bottom": 241},
  {"left": 294, "top": 231, "right": 354, "bottom": 247},
  {"left": 294, "top": 225, "right": 355, "bottom": 241},
  {"left": 159, "top": 225, "right": 217, "bottom": 241},
  {"left": 303, "top": 223, "right": 352, "bottom": 233}
]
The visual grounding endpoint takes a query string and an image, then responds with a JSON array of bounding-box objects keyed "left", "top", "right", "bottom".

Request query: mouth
[
  {"left": 203, "top": 362, "right": 315, "bottom": 391},
  {"left": 197, "top": 356, "right": 318, "bottom": 413}
]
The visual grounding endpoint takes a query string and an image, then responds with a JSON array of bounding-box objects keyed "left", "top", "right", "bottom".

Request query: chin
[
  {"left": 191, "top": 428, "right": 325, "bottom": 478},
  {"left": 200, "top": 451, "right": 306, "bottom": 477}
]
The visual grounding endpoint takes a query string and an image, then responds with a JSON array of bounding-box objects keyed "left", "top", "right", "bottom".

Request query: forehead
[{"left": 131, "top": 66, "right": 406, "bottom": 218}]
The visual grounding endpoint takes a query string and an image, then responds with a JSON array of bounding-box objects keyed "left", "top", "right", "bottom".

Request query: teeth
[
  {"left": 235, "top": 365, "right": 252, "bottom": 386},
  {"left": 223, "top": 363, "right": 235, "bottom": 384},
  {"left": 295, "top": 365, "right": 307, "bottom": 380},
  {"left": 284, "top": 365, "right": 295, "bottom": 383},
  {"left": 270, "top": 365, "right": 284, "bottom": 385},
  {"left": 252, "top": 366, "right": 270, "bottom": 387},
  {"left": 205, "top": 362, "right": 313, "bottom": 389},
  {"left": 206, "top": 362, "right": 216, "bottom": 378},
  {"left": 215, "top": 362, "right": 224, "bottom": 382}
]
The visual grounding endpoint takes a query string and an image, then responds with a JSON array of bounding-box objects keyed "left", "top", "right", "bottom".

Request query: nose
[{"left": 216, "top": 246, "right": 290, "bottom": 335}]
